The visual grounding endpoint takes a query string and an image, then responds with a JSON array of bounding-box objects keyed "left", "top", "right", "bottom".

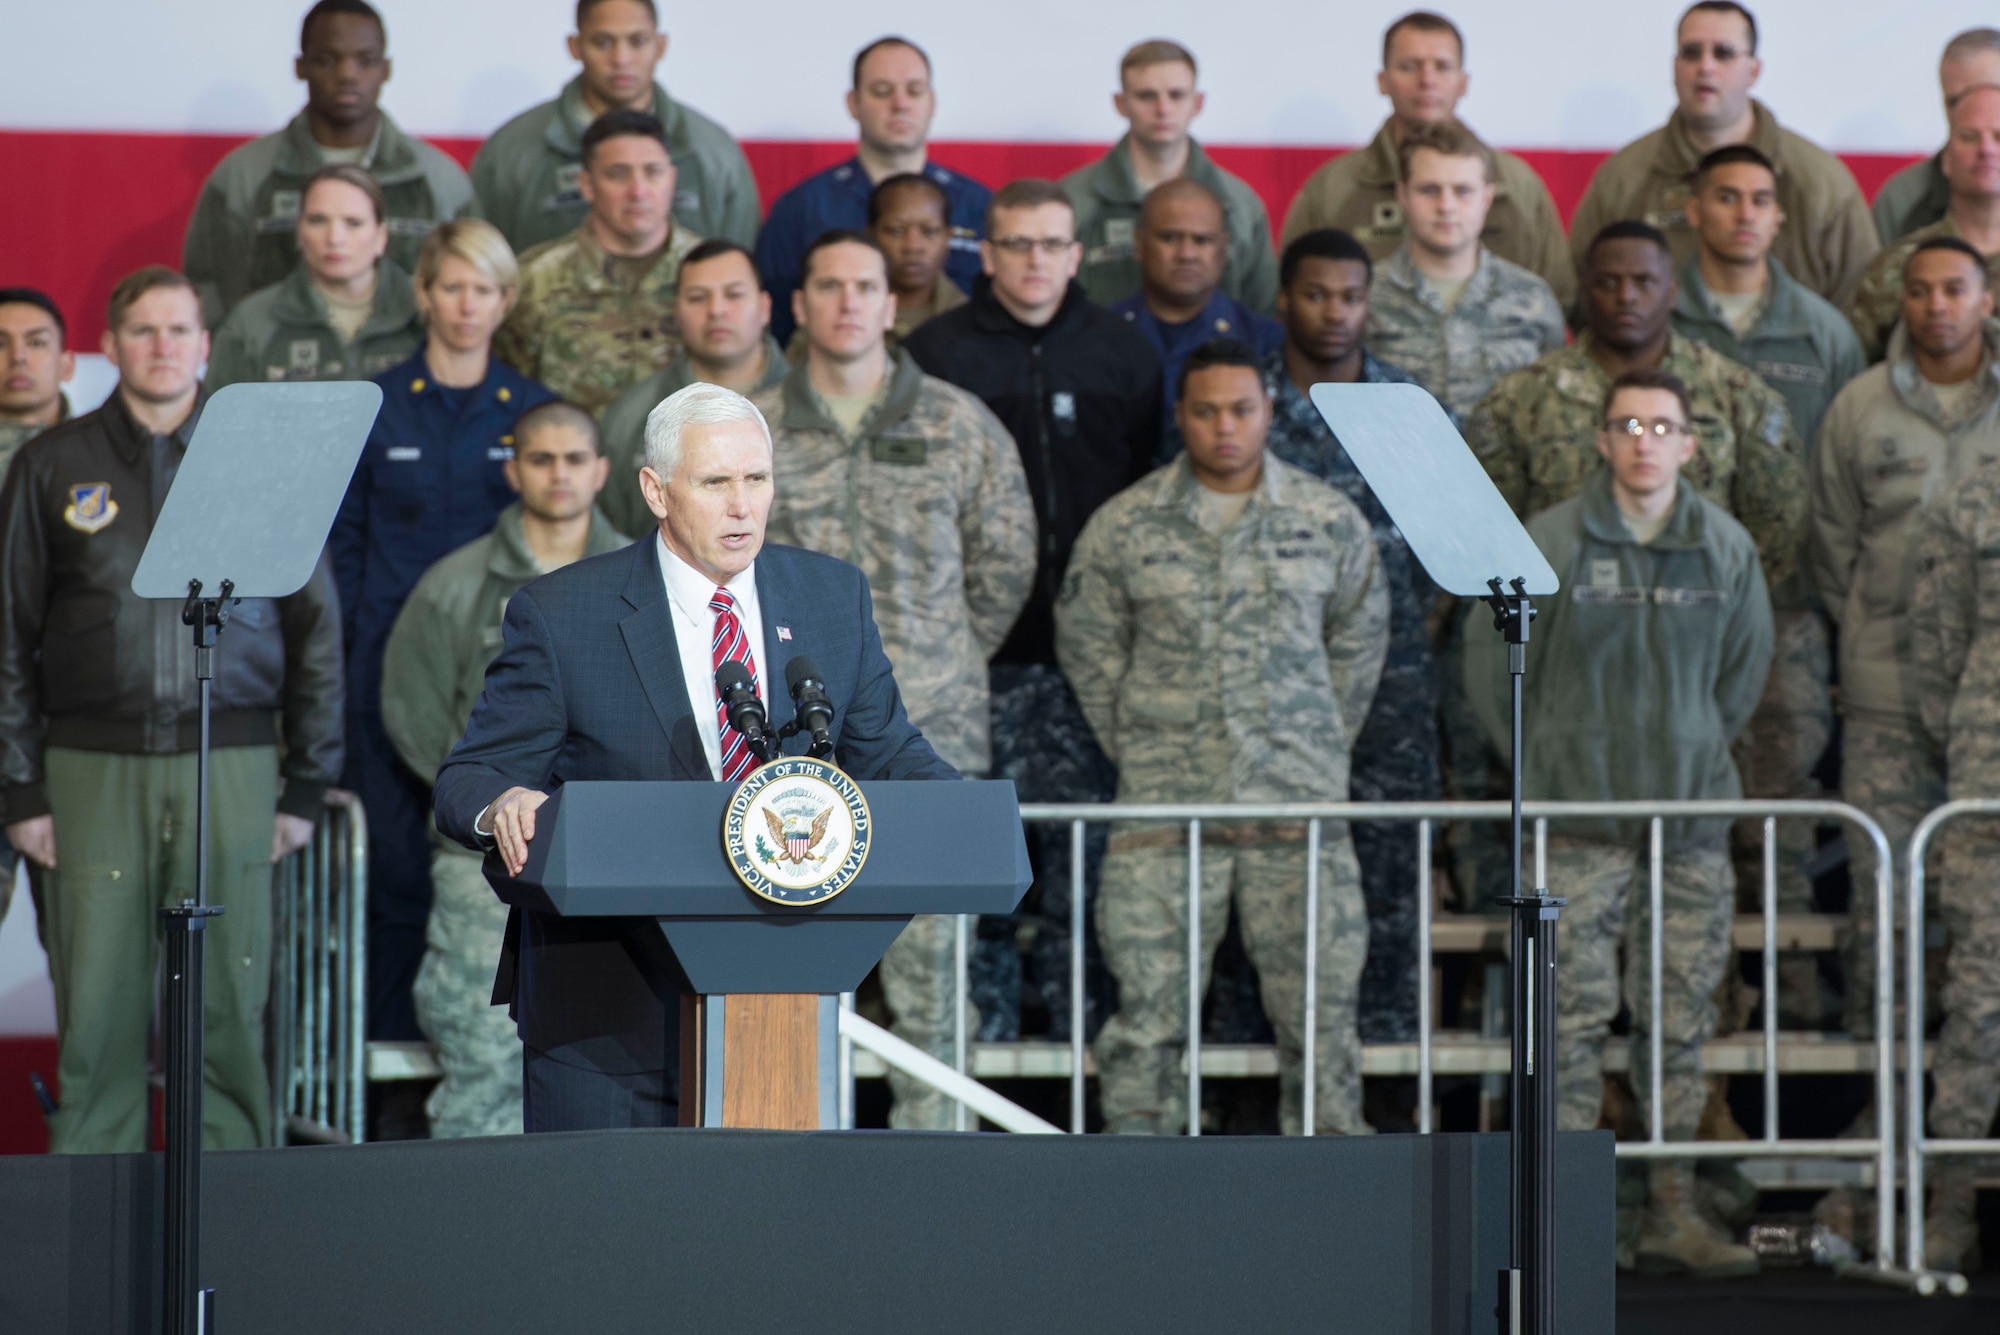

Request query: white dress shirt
[{"left": 657, "top": 534, "right": 767, "bottom": 780}]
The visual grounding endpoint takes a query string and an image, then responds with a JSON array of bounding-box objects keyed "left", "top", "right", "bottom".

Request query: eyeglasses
[
  {"left": 1677, "top": 41, "right": 1747, "bottom": 62},
  {"left": 1605, "top": 417, "right": 1693, "bottom": 439},
  {"left": 989, "top": 236, "right": 1076, "bottom": 256}
]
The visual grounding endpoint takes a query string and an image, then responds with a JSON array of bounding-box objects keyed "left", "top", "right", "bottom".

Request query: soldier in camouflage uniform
[
  {"left": 204, "top": 166, "right": 424, "bottom": 392},
  {"left": 754, "top": 231, "right": 1034, "bottom": 1128},
  {"left": 1263, "top": 229, "right": 1443, "bottom": 1042},
  {"left": 600, "top": 240, "right": 788, "bottom": 537},
  {"left": 1469, "top": 369, "right": 1774, "bottom": 1276},
  {"left": 1280, "top": 12, "right": 1574, "bottom": 311},
  {"left": 1469, "top": 222, "right": 1807, "bottom": 589},
  {"left": 181, "top": 1, "right": 473, "bottom": 328},
  {"left": 1567, "top": 7, "right": 1878, "bottom": 308},
  {"left": 1846, "top": 87, "right": 2000, "bottom": 363},
  {"left": 1058, "top": 337, "right": 1388, "bottom": 1136},
  {"left": 1910, "top": 449, "right": 2000, "bottom": 1271},
  {"left": 1363, "top": 123, "right": 1565, "bottom": 419},
  {"left": 495, "top": 110, "right": 702, "bottom": 419},
  {"left": 380, "top": 404, "right": 629, "bottom": 1138},
  {"left": 469, "top": 0, "right": 759, "bottom": 255},
  {"left": 0, "top": 288, "right": 74, "bottom": 910},
  {"left": 1814, "top": 240, "right": 2000, "bottom": 1043},
  {"left": 1670, "top": 143, "right": 1867, "bottom": 1023}
]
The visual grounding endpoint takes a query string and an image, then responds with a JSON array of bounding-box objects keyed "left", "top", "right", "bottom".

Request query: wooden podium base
[{"left": 681, "top": 994, "right": 834, "bottom": 1129}]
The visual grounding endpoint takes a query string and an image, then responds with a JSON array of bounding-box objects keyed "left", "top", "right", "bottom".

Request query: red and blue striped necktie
[{"left": 710, "top": 586, "right": 759, "bottom": 782}]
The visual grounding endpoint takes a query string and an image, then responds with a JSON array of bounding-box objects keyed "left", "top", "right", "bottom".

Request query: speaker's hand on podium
[{"left": 480, "top": 787, "right": 550, "bottom": 876}]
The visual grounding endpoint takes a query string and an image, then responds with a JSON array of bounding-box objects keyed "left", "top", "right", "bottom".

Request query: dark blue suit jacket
[{"left": 434, "top": 536, "right": 956, "bottom": 1076}]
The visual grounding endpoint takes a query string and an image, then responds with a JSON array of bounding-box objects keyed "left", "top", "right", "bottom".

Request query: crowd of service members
[{"left": 2, "top": 0, "right": 1999, "bottom": 1277}]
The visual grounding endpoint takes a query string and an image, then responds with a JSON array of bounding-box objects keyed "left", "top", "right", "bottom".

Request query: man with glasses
[
  {"left": 755, "top": 37, "right": 992, "bottom": 347},
  {"left": 1470, "top": 220, "right": 1806, "bottom": 598},
  {"left": 1568, "top": 1, "right": 1878, "bottom": 306},
  {"left": 1062, "top": 40, "right": 1276, "bottom": 312},
  {"left": 904, "top": 178, "right": 1161, "bottom": 1041},
  {"left": 1466, "top": 368, "right": 1773, "bottom": 1276},
  {"left": 1114, "top": 179, "right": 1282, "bottom": 460}
]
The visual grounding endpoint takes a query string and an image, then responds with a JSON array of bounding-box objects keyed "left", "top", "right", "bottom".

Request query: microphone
[
  {"left": 785, "top": 656, "right": 836, "bottom": 758},
  {"left": 714, "top": 660, "right": 773, "bottom": 760}
]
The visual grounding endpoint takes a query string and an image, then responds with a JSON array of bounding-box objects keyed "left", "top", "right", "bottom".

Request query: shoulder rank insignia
[{"left": 63, "top": 483, "right": 118, "bottom": 534}]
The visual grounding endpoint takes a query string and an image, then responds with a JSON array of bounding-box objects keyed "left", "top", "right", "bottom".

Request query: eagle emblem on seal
[{"left": 764, "top": 804, "right": 833, "bottom": 865}]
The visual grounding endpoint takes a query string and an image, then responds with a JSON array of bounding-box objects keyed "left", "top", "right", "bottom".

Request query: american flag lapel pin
[{"left": 777, "top": 626, "right": 793, "bottom": 641}]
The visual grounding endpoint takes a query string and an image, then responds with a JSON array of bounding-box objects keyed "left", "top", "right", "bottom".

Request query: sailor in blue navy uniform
[
  {"left": 753, "top": 36, "right": 992, "bottom": 345},
  {"left": 329, "top": 221, "right": 557, "bottom": 1042}
]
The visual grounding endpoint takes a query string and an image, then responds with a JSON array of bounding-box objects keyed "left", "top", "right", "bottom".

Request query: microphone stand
[{"left": 1481, "top": 576, "right": 1564, "bottom": 1335}]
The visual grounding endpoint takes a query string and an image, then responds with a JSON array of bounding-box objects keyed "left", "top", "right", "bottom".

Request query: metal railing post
[
  {"left": 1070, "top": 819, "right": 1087, "bottom": 1136},
  {"left": 1648, "top": 817, "right": 1664, "bottom": 1148},
  {"left": 954, "top": 913, "right": 970, "bottom": 1132},
  {"left": 1187, "top": 818, "right": 1202, "bottom": 1138},
  {"left": 1762, "top": 817, "right": 1778, "bottom": 1144},
  {"left": 839, "top": 991, "right": 855, "bottom": 1130},
  {"left": 1417, "top": 819, "right": 1433, "bottom": 1135},
  {"left": 1870, "top": 817, "right": 1896, "bottom": 1272},
  {"left": 1303, "top": 818, "right": 1321, "bottom": 1137}
]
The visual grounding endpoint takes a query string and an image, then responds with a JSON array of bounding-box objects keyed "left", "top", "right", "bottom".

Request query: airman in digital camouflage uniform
[
  {"left": 1280, "top": 11, "right": 1575, "bottom": 311},
  {"left": 181, "top": 0, "right": 473, "bottom": 328},
  {"left": 1567, "top": 3, "right": 1879, "bottom": 308},
  {"left": 1467, "top": 368, "right": 1773, "bottom": 1277},
  {"left": 1911, "top": 445, "right": 2000, "bottom": 1273},
  {"left": 1814, "top": 240, "right": 2000, "bottom": 1052},
  {"left": 1669, "top": 142, "right": 1865, "bottom": 1023},
  {"left": 1469, "top": 221, "right": 1807, "bottom": 591},
  {"left": 1362, "top": 121, "right": 1565, "bottom": 419},
  {"left": 1263, "top": 229, "right": 1442, "bottom": 1042},
  {"left": 495, "top": 110, "right": 702, "bottom": 419},
  {"left": 1058, "top": 337, "right": 1388, "bottom": 1137},
  {"left": 1846, "top": 87, "right": 2000, "bottom": 363},
  {"left": 380, "top": 403, "right": 628, "bottom": 1138},
  {"left": 469, "top": 0, "right": 758, "bottom": 255},
  {"left": 753, "top": 231, "right": 1034, "bottom": 1129}
]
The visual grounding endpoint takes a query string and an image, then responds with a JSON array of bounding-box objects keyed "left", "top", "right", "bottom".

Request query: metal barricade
[
  {"left": 270, "top": 791, "right": 368, "bottom": 1145},
  {"left": 1903, "top": 798, "right": 2000, "bottom": 1275},
  {"left": 925, "top": 797, "right": 1894, "bottom": 1267}
]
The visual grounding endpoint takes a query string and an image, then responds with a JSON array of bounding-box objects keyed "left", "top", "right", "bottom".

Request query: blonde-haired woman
[{"left": 329, "top": 216, "right": 559, "bottom": 1119}]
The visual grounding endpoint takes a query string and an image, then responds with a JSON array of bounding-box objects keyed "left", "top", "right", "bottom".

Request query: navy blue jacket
[
  {"left": 1112, "top": 290, "right": 1284, "bottom": 462},
  {"left": 329, "top": 348, "right": 556, "bottom": 714},
  {"left": 754, "top": 156, "right": 992, "bottom": 346},
  {"left": 434, "top": 537, "right": 957, "bottom": 1072}
]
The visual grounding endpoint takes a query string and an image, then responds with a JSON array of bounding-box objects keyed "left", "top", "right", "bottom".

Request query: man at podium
[{"left": 433, "top": 382, "right": 956, "bottom": 1131}]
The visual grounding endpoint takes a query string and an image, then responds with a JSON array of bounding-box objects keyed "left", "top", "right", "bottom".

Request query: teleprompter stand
[
  {"left": 1310, "top": 384, "right": 1564, "bottom": 1335},
  {"left": 132, "top": 382, "right": 382, "bottom": 1335}
]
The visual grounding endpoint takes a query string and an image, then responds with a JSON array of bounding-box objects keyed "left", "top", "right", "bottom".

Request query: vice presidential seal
[{"left": 723, "top": 756, "right": 871, "bottom": 905}]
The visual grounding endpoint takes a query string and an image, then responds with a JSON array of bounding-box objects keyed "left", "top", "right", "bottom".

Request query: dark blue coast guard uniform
[
  {"left": 329, "top": 348, "right": 556, "bottom": 1040},
  {"left": 754, "top": 157, "right": 993, "bottom": 346}
]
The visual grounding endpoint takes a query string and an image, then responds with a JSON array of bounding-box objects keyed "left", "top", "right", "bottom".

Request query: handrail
[{"left": 837, "top": 1009, "right": 1062, "bottom": 1134}]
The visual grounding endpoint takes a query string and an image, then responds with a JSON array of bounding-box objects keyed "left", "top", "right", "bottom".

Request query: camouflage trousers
[
  {"left": 1549, "top": 837, "right": 1734, "bottom": 1139},
  {"left": 1437, "top": 603, "right": 1511, "bottom": 913},
  {"left": 879, "top": 912, "right": 978, "bottom": 1129},
  {"left": 1094, "top": 822, "right": 1371, "bottom": 1136},
  {"left": 412, "top": 849, "right": 522, "bottom": 1139},
  {"left": 1729, "top": 609, "right": 1833, "bottom": 1024},
  {"left": 1930, "top": 731, "right": 2000, "bottom": 1141},
  {"left": 1840, "top": 711, "right": 1947, "bottom": 1037},
  {"left": 987, "top": 662, "right": 1118, "bottom": 1043}
]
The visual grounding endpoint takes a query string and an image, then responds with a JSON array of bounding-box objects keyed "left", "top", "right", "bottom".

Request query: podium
[{"left": 487, "top": 777, "right": 1031, "bottom": 1129}]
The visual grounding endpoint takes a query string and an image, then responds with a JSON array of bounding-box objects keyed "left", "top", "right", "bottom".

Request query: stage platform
[
  {"left": 1618, "top": 1270, "right": 2000, "bottom": 1334},
  {"left": 1, "top": 1128, "right": 1611, "bottom": 1333}
]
